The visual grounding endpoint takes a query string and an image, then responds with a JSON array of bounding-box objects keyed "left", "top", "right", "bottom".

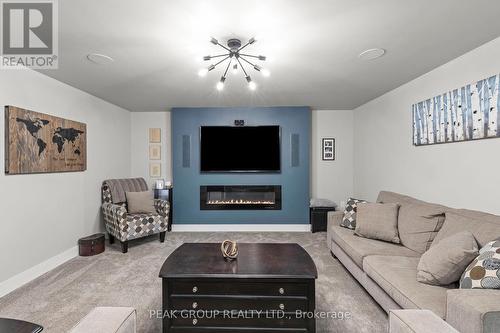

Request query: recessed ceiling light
[
  {"left": 358, "top": 48, "right": 386, "bottom": 61},
  {"left": 86, "top": 53, "right": 114, "bottom": 65}
]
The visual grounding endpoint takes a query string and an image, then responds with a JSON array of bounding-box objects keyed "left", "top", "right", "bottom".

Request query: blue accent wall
[{"left": 172, "top": 107, "right": 310, "bottom": 224}]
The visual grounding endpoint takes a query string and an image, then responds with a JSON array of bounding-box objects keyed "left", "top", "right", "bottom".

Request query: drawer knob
[
  {"left": 279, "top": 303, "right": 285, "bottom": 310},
  {"left": 192, "top": 302, "right": 198, "bottom": 309},
  {"left": 192, "top": 319, "right": 198, "bottom": 326},
  {"left": 192, "top": 286, "right": 198, "bottom": 293},
  {"left": 279, "top": 287, "right": 285, "bottom": 295}
]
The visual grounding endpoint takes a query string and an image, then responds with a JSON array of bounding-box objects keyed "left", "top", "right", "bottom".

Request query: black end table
[
  {"left": 159, "top": 243, "right": 318, "bottom": 332},
  {"left": 310, "top": 206, "right": 336, "bottom": 233},
  {"left": 0, "top": 318, "right": 43, "bottom": 333},
  {"left": 154, "top": 187, "right": 173, "bottom": 231}
]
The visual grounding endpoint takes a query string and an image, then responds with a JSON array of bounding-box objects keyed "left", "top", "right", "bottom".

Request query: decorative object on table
[
  {"left": 149, "top": 162, "right": 161, "bottom": 177},
  {"left": 0, "top": 318, "right": 43, "bottom": 333},
  {"left": 340, "top": 197, "right": 368, "bottom": 229},
  {"left": 4, "top": 105, "right": 86, "bottom": 175},
  {"left": 165, "top": 180, "right": 172, "bottom": 187},
  {"left": 101, "top": 178, "right": 169, "bottom": 253},
  {"left": 155, "top": 179, "right": 165, "bottom": 189},
  {"left": 322, "top": 138, "right": 335, "bottom": 160},
  {"left": 460, "top": 238, "right": 500, "bottom": 289},
  {"left": 220, "top": 240, "right": 239, "bottom": 260},
  {"left": 78, "top": 233, "right": 105, "bottom": 256},
  {"left": 413, "top": 73, "right": 500, "bottom": 146},
  {"left": 154, "top": 186, "right": 173, "bottom": 231},
  {"left": 149, "top": 128, "right": 161, "bottom": 143},
  {"left": 198, "top": 37, "right": 270, "bottom": 91},
  {"left": 149, "top": 145, "right": 161, "bottom": 160}
]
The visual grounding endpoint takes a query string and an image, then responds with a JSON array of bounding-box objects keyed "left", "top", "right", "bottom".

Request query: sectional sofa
[{"left": 327, "top": 191, "right": 500, "bottom": 333}]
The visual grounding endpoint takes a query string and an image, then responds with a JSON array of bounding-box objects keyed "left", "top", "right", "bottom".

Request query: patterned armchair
[{"left": 101, "top": 178, "right": 169, "bottom": 253}]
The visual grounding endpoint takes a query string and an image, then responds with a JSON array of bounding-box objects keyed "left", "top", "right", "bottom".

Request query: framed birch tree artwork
[{"left": 413, "top": 74, "right": 500, "bottom": 146}]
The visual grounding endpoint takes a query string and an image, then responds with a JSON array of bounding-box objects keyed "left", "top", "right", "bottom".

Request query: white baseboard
[
  {"left": 0, "top": 246, "right": 78, "bottom": 298},
  {"left": 171, "top": 224, "right": 311, "bottom": 232}
]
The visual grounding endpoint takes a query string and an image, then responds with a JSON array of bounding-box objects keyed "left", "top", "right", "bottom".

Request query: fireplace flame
[{"left": 207, "top": 199, "right": 275, "bottom": 205}]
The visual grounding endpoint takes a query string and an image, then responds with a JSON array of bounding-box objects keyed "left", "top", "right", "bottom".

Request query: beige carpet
[{"left": 0, "top": 232, "right": 387, "bottom": 333}]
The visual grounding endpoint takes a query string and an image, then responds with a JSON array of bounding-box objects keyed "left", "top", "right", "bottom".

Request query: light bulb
[
  {"left": 248, "top": 81, "right": 257, "bottom": 91},
  {"left": 198, "top": 68, "right": 208, "bottom": 77},
  {"left": 232, "top": 63, "right": 238, "bottom": 75},
  {"left": 262, "top": 68, "right": 270, "bottom": 77},
  {"left": 216, "top": 81, "right": 224, "bottom": 91}
]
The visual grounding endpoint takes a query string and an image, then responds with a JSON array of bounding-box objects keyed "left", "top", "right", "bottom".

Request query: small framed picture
[
  {"left": 149, "top": 145, "right": 161, "bottom": 160},
  {"left": 155, "top": 179, "right": 165, "bottom": 189},
  {"left": 149, "top": 128, "right": 161, "bottom": 143},
  {"left": 150, "top": 162, "right": 161, "bottom": 177},
  {"left": 322, "top": 138, "right": 335, "bottom": 161}
]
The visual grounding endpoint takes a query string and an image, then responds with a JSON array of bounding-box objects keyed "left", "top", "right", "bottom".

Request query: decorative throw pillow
[
  {"left": 126, "top": 191, "right": 156, "bottom": 214},
  {"left": 354, "top": 203, "right": 400, "bottom": 243},
  {"left": 340, "top": 198, "right": 367, "bottom": 229},
  {"left": 417, "top": 231, "right": 478, "bottom": 286},
  {"left": 460, "top": 238, "right": 500, "bottom": 289}
]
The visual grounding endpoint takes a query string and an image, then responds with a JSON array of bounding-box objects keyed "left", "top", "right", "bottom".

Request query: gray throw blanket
[{"left": 103, "top": 178, "right": 148, "bottom": 204}]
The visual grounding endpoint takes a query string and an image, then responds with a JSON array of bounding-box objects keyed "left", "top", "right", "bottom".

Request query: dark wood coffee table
[
  {"left": 159, "top": 243, "right": 318, "bottom": 333},
  {"left": 0, "top": 318, "right": 43, "bottom": 333}
]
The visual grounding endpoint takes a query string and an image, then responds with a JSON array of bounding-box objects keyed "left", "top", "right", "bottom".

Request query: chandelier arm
[
  {"left": 239, "top": 53, "right": 262, "bottom": 59},
  {"left": 222, "top": 59, "right": 232, "bottom": 77},
  {"left": 236, "top": 57, "right": 249, "bottom": 77},
  {"left": 237, "top": 42, "right": 251, "bottom": 52},
  {"left": 239, "top": 56, "right": 258, "bottom": 68},
  {"left": 210, "top": 53, "right": 230, "bottom": 59},
  {"left": 213, "top": 56, "right": 231, "bottom": 68},
  {"left": 215, "top": 42, "right": 231, "bottom": 52}
]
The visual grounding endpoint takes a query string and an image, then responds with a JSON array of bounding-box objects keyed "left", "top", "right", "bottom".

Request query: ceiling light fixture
[
  {"left": 199, "top": 37, "right": 269, "bottom": 91},
  {"left": 358, "top": 48, "right": 386, "bottom": 61}
]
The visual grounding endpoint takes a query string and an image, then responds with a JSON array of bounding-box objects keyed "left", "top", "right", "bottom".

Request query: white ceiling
[{"left": 40, "top": 0, "right": 500, "bottom": 111}]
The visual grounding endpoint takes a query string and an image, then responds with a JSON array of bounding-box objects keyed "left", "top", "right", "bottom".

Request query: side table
[
  {"left": 0, "top": 318, "right": 43, "bottom": 333},
  {"left": 310, "top": 206, "right": 336, "bottom": 233},
  {"left": 154, "top": 187, "right": 173, "bottom": 231}
]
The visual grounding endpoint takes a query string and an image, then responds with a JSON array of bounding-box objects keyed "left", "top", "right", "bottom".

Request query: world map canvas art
[
  {"left": 413, "top": 74, "right": 500, "bottom": 146},
  {"left": 5, "top": 106, "right": 87, "bottom": 174}
]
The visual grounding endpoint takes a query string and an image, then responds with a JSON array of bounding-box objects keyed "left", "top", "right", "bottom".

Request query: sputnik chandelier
[{"left": 198, "top": 37, "right": 270, "bottom": 91}]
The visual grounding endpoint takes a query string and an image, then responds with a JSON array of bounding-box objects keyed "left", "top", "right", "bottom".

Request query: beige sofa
[{"left": 327, "top": 191, "right": 500, "bottom": 333}]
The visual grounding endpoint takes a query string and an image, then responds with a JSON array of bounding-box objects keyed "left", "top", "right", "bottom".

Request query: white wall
[
  {"left": 354, "top": 37, "right": 500, "bottom": 214},
  {"left": 130, "top": 111, "right": 172, "bottom": 188},
  {"left": 311, "top": 110, "right": 354, "bottom": 206},
  {"left": 0, "top": 69, "right": 131, "bottom": 285}
]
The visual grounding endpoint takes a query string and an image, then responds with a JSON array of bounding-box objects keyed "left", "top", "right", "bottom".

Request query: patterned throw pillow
[
  {"left": 340, "top": 198, "right": 368, "bottom": 229},
  {"left": 460, "top": 239, "right": 500, "bottom": 289}
]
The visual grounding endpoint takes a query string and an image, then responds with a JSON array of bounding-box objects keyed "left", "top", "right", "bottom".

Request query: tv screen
[{"left": 200, "top": 126, "right": 281, "bottom": 173}]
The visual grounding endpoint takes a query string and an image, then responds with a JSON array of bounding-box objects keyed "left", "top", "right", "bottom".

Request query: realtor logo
[{"left": 1, "top": 0, "right": 58, "bottom": 69}]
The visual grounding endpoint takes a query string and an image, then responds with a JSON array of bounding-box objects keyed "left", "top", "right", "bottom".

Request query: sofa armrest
[
  {"left": 154, "top": 199, "right": 170, "bottom": 217},
  {"left": 389, "top": 309, "right": 458, "bottom": 333},
  {"left": 327, "top": 211, "right": 344, "bottom": 250},
  {"left": 102, "top": 203, "right": 127, "bottom": 240},
  {"left": 446, "top": 289, "right": 500, "bottom": 333}
]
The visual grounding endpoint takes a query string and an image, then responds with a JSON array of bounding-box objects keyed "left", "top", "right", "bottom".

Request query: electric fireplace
[{"left": 200, "top": 185, "right": 282, "bottom": 210}]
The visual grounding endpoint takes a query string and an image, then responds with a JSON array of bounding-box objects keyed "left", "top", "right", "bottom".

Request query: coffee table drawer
[
  {"left": 170, "top": 316, "right": 308, "bottom": 329},
  {"left": 170, "top": 279, "right": 308, "bottom": 297},
  {"left": 169, "top": 328, "right": 307, "bottom": 333},
  {"left": 170, "top": 296, "right": 308, "bottom": 312}
]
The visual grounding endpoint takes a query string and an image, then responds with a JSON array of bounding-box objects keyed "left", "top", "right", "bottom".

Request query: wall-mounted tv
[{"left": 200, "top": 126, "right": 281, "bottom": 173}]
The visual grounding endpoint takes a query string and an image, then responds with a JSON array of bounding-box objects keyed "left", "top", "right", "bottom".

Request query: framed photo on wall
[
  {"left": 149, "top": 128, "right": 161, "bottom": 143},
  {"left": 322, "top": 138, "right": 335, "bottom": 161},
  {"left": 150, "top": 162, "right": 161, "bottom": 177},
  {"left": 149, "top": 145, "right": 161, "bottom": 160}
]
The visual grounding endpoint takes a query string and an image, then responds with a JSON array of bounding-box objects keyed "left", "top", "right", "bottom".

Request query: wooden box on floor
[{"left": 78, "top": 233, "right": 105, "bottom": 256}]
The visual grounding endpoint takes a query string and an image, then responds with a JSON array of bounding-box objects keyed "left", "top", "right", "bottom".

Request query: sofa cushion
[
  {"left": 417, "top": 231, "right": 478, "bottom": 286},
  {"left": 331, "top": 225, "right": 419, "bottom": 268},
  {"left": 363, "top": 255, "right": 453, "bottom": 318},
  {"left": 341, "top": 197, "right": 368, "bottom": 229},
  {"left": 377, "top": 191, "right": 447, "bottom": 254},
  {"left": 355, "top": 203, "right": 400, "bottom": 243},
  {"left": 126, "top": 191, "right": 155, "bottom": 214},
  {"left": 460, "top": 239, "right": 500, "bottom": 289},
  {"left": 432, "top": 211, "right": 500, "bottom": 248}
]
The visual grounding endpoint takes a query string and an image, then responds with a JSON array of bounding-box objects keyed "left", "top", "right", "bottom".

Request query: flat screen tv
[{"left": 200, "top": 126, "right": 281, "bottom": 173}]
